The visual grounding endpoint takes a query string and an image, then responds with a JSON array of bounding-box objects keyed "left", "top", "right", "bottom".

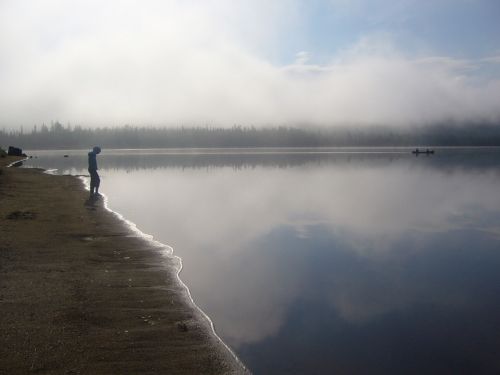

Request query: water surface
[{"left": 25, "top": 147, "right": 500, "bottom": 374}]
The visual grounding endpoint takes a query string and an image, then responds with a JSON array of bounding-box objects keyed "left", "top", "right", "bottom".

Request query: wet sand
[{"left": 0, "top": 156, "right": 246, "bottom": 374}]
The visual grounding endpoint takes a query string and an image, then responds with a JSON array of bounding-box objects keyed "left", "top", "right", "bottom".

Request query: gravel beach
[{"left": 0, "top": 156, "right": 246, "bottom": 374}]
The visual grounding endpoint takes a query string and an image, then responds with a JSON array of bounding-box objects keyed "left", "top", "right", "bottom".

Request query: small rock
[{"left": 177, "top": 322, "right": 188, "bottom": 332}]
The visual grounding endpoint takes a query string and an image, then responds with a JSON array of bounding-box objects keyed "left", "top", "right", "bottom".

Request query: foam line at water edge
[{"left": 77, "top": 175, "right": 249, "bottom": 373}]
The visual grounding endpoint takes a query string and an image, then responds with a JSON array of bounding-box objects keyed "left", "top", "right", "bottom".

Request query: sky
[{"left": 0, "top": 0, "right": 499, "bottom": 129}]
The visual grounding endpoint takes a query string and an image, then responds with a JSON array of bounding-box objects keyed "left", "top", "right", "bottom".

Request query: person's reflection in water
[{"left": 88, "top": 146, "right": 102, "bottom": 197}]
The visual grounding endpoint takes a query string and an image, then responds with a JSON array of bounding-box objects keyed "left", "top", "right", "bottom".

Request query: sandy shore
[{"left": 0, "top": 156, "right": 247, "bottom": 374}]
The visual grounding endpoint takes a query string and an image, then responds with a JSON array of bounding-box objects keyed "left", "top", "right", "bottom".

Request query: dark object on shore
[
  {"left": 7, "top": 146, "right": 27, "bottom": 157},
  {"left": 64, "top": 155, "right": 69, "bottom": 158},
  {"left": 6, "top": 210, "right": 37, "bottom": 220},
  {"left": 177, "top": 322, "right": 189, "bottom": 332},
  {"left": 412, "top": 148, "right": 435, "bottom": 155},
  {"left": 9, "top": 161, "right": 24, "bottom": 168}
]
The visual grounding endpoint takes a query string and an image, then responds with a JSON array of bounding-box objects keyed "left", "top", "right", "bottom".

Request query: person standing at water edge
[{"left": 88, "top": 146, "right": 101, "bottom": 196}]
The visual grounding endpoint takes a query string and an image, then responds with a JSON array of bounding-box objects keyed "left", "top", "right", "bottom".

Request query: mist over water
[
  {"left": 25, "top": 148, "right": 500, "bottom": 374},
  {"left": 2, "top": 1, "right": 500, "bottom": 129}
]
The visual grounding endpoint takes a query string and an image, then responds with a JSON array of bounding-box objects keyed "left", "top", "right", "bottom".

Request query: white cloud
[{"left": 0, "top": 0, "right": 499, "bottom": 128}]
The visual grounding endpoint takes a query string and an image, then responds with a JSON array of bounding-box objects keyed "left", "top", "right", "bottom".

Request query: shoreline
[
  {"left": 0, "top": 156, "right": 247, "bottom": 374},
  {"left": 78, "top": 176, "right": 246, "bottom": 372}
]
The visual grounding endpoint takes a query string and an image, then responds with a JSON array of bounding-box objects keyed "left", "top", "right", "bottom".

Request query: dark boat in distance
[{"left": 412, "top": 148, "right": 435, "bottom": 155}]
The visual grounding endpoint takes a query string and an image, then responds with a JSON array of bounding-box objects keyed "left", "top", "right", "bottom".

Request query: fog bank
[{"left": 1, "top": 1, "right": 499, "bottom": 128}]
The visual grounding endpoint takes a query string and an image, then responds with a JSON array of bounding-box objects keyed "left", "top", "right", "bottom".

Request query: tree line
[{"left": 1, "top": 122, "right": 500, "bottom": 149}]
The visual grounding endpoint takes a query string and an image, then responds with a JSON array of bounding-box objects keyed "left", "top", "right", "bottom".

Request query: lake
[{"left": 24, "top": 147, "right": 500, "bottom": 374}]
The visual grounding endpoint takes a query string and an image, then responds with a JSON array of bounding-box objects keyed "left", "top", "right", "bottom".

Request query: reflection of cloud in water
[
  {"left": 105, "top": 165, "right": 500, "bottom": 244},
  {"left": 194, "top": 235, "right": 306, "bottom": 346},
  {"left": 320, "top": 226, "right": 500, "bottom": 323},
  {"left": 99, "top": 161, "right": 500, "bottom": 347}
]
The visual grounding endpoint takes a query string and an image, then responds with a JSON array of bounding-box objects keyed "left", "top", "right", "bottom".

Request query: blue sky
[
  {"left": 0, "top": 0, "right": 499, "bottom": 128},
  {"left": 277, "top": 0, "right": 500, "bottom": 63}
]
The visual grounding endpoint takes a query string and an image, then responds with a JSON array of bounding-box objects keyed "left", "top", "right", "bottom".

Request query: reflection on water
[{"left": 25, "top": 148, "right": 500, "bottom": 374}]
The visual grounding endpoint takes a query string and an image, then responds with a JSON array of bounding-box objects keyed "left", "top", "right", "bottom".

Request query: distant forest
[{"left": 1, "top": 122, "right": 500, "bottom": 149}]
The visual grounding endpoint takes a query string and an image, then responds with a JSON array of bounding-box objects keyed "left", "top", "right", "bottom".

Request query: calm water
[{"left": 25, "top": 148, "right": 500, "bottom": 374}]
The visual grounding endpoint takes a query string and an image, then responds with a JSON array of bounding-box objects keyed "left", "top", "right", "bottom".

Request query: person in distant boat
[{"left": 88, "top": 146, "right": 102, "bottom": 196}]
